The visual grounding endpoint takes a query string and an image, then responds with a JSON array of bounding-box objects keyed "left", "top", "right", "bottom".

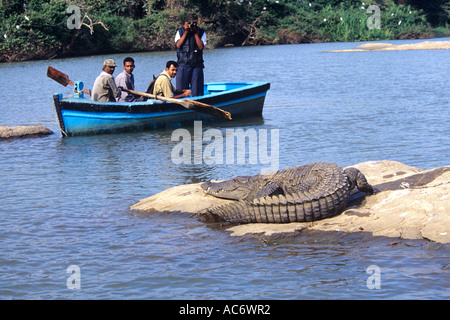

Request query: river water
[{"left": 1, "top": 38, "right": 449, "bottom": 300}]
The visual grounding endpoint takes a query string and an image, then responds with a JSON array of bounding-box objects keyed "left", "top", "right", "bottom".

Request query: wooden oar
[
  {"left": 123, "top": 88, "right": 232, "bottom": 120},
  {"left": 47, "top": 66, "right": 91, "bottom": 96}
]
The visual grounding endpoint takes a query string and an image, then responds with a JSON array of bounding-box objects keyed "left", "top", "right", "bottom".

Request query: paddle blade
[
  {"left": 47, "top": 66, "right": 70, "bottom": 87},
  {"left": 187, "top": 100, "right": 232, "bottom": 120}
]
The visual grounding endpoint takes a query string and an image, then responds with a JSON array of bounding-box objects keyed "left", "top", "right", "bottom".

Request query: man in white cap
[{"left": 91, "top": 59, "right": 121, "bottom": 102}]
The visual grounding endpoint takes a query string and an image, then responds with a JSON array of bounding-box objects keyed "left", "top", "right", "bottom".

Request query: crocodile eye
[{"left": 234, "top": 176, "right": 249, "bottom": 183}]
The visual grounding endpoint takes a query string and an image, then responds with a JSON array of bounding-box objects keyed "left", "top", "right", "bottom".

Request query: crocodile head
[
  {"left": 201, "top": 173, "right": 285, "bottom": 201},
  {"left": 201, "top": 176, "right": 260, "bottom": 200},
  {"left": 344, "top": 167, "right": 374, "bottom": 194}
]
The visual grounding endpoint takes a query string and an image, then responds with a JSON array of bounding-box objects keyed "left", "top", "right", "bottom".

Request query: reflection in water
[{"left": 53, "top": 116, "right": 271, "bottom": 187}]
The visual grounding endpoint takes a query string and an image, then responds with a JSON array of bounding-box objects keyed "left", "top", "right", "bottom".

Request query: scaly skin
[{"left": 198, "top": 162, "right": 373, "bottom": 223}]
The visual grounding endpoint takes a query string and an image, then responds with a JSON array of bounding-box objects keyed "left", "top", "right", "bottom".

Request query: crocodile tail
[{"left": 344, "top": 167, "right": 374, "bottom": 194}]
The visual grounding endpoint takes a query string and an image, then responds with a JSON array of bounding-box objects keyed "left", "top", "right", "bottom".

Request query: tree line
[{"left": 1, "top": 0, "right": 449, "bottom": 62}]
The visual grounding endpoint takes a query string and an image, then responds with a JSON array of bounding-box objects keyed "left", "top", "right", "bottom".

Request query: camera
[{"left": 188, "top": 21, "right": 197, "bottom": 27}]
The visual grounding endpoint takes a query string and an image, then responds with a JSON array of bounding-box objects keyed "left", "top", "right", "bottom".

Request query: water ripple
[{"left": 1, "top": 39, "right": 449, "bottom": 299}]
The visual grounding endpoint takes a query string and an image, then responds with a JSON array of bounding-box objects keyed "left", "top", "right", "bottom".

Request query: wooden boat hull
[{"left": 52, "top": 82, "right": 270, "bottom": 136}]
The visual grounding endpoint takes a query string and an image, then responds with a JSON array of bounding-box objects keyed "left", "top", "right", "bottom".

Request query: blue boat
[{"left": 52, "top": 82, "right": 270, "bottom": 137}]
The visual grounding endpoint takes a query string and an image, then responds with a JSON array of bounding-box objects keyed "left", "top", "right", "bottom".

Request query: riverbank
[
  {"left": 2, "top": 34, "right": 448, "bottom": 64},
  {"left": 131, "top": 160, "right": 450, "bottom": 244},
  {"left": 2, "top": 0, "right": 448, "bottom": 63}
]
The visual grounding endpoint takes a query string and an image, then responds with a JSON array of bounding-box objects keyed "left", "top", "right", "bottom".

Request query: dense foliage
[{"left": 1, "top": 0, "right": 449, "bottom": 62}]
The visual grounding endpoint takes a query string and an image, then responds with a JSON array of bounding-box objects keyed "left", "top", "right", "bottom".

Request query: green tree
[{"left": 0, "top": 0, "right": 446, "bottom": 62}]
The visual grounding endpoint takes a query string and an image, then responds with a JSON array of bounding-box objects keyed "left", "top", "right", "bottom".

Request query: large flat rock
[{"left": 131, "top": 161, "right": 450, "bottom": 243}]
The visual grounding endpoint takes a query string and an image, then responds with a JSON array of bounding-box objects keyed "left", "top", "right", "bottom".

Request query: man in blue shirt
[{"left": 115, "top": 57, "right": 140, "bottom": 102}]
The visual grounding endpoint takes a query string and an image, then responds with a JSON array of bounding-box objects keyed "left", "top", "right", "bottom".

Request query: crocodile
[{"left": 197, "top": 162, "right": 374, "bottom": 223}]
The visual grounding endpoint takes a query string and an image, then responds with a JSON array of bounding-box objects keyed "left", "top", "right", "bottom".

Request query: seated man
[
  {"left": 115, "top": 57, "right": 140, "bottom": 102},
  {"left": 91, "top": 59, "right": 121, "bottom": 102},
  {"left": 153, "top": 60, "right": 191, "bottom": 99}
]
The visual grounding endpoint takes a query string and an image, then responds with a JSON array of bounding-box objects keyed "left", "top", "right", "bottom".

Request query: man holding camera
[{"left": 175, "top": 13, "right": 207, "bottom": 97}]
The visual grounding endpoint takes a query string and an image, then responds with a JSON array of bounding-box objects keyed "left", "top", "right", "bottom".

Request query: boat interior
[{"left": 202, "top": 82, "right": 253, "bottom": 96}]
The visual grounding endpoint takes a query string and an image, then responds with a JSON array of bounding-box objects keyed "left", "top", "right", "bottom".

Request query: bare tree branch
[{"left": 80, "top": 13, "right": 109, "bottom": 35}]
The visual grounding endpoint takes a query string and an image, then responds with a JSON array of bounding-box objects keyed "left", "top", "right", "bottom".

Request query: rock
[
  {"left": 0, "top": 125, "right": 53, "bottom": 140},
  {"left": 130, "top": 161, "right": 450, "bottom": 243},
  {"left": 325, "top": 40, "right": 450, "bottom": 53},
  {"left": 131, "top": 182, "right": 233, "bottom": 214},
  {"left": 307, "top": 161, "right": 450, "bottom": 243}
]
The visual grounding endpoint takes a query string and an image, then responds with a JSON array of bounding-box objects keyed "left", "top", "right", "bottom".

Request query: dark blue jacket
[{"left": 176, "top": 27, "right": 205, "bottom": 68}]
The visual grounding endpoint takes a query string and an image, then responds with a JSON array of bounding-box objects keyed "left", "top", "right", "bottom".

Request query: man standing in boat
[
  {"left": 175, "top": 13, "right": 206, "bottom": 97},
  {"left": 115, "top": 57, "right": 140, "bottom": 102},
  {"left": 153, "top": 61, "right": 191, "bottom": 99},
  {"left": 91, "top": 59, "right": 121, "bottom": 102}
]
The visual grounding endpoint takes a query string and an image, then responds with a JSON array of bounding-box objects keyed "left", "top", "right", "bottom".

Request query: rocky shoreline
[
  {"left": 131, "top": 160, "right": 450, "bottom": 244},
  {"left": 0, "top": 125, "right": 53, "bottom": 140}
]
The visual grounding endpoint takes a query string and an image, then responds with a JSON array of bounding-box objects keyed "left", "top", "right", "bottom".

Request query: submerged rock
[
  {"left": 0, "top": 125, "right": 53, "bottom": 140},
  {"left": 131, "top": 161, "right": 450, "bottom": 243}
]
